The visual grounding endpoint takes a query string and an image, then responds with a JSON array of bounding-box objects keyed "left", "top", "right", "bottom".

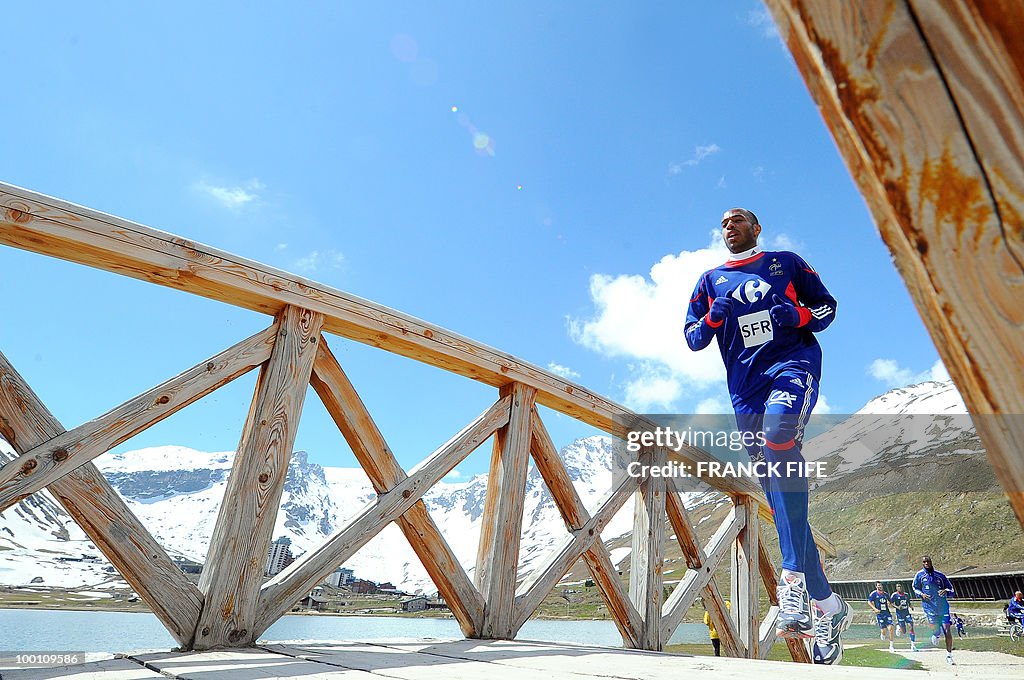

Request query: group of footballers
[{"left": 867, "top": 555, "right": 1017, "bottom": 666}]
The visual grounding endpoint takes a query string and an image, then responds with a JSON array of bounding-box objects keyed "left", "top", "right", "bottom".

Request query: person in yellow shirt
[{"left": 703, "top": 599, "right": 732, "bottom": 656}]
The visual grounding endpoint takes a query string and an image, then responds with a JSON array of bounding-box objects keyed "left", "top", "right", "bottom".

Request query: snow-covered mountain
[
  {"left": 2, "top": 377, "right": 1007, "bottom": 592},
  {"left": 0, "top": 435, "right": 636, "bottom": 593}
]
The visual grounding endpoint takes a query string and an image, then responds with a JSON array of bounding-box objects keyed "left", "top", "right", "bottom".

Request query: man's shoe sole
[{"left": 776, "top": 622, "right": 815, "bottom": 639}]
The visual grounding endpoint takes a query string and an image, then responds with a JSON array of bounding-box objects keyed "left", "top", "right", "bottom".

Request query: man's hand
[
  {"left": 769, "top": 294, "right": 801, "bottom": 328},
  {"left": 920, "top": 593, "right": 932, "bottom": 601},
  {"left": 708, "top": 296, "right": 734, "bottom": 324},
  {"left": 938, "top": 589, "right": 948, "bottom": 597}
]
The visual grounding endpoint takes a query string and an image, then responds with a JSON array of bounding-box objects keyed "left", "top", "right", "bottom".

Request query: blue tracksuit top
[
  {"left": 913, "top": 568, "right": 954, "bottom": 615},
  {"left": 685, "top": 248, "right": 837, "bottom": 403}
]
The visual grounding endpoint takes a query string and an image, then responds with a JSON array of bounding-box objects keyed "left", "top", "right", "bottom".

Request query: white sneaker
[
  {"left": 895, "top": 626, "right": 902, "bottom": 637},
  {"left": 880, "top": 631, "right": 885, "bottom": 640},
  {"left": 911, "top": 643, "right": 918, "bottom": 652},
  {"left": 931, "top": 633, "right": 939, "bottom": 646},
  {"left": 888, "top": 643, "right": 895, "bottom": 653},
  {"left": 776, "top": 573, "right": 813, "bottom": 638},
  {"left": 946, "top": 653, "right": 954, "bottom": 665}
]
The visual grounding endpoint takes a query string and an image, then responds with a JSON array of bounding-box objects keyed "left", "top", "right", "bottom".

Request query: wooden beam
[
  {"left": 511, "top": 472, "right": 639, "bottom": 634},
  {"left": 0, "top": 351, "right": 204, "bottom": 648},
  {"left": 0, "top": 182, "right": 768, "bottom": 501},
  {"left": 763, "top": 0, "right": 1024, "bottom": 526},
  {"left": 254, "top": 394, "right": 511, "bottom": 634},
  {"left": 665, "top": 478, "right": 707, "bottom": 569},
  {"left": 704, "top": 578, "right": 744, "bottom": 658},
  {"left": 758, "top": 527, "right": 812, "bottom": 664},
  {"left": 660, "top": 507, "right": 743, "bottom": 642},
  {"left": 309, "top": 339, "right": 484, "bottom": 637},
  {"left": 729, "top": 496, "right": 759, "bottom": 657},
  {"left": 0, "top": 325, "right": 276, "bottom": 510},
  {"left": 195, "top": 306, "right": 322, "bottom": 649},
  {"left": 758, "top": 606, "right": 782, "bottom": 660},
  {"left": 524, "top": 411, "right": 643, "bottom": 647},
  {"left": 628, "top": 447, "right": 666, "bottom": 651},
  {"left": 474, "top": 382, "right": 536, "bottom": 639}
]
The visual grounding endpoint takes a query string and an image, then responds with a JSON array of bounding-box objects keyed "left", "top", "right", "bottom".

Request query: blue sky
[{"left": 0, "top": 3, "right": 946, "bottom": 478}]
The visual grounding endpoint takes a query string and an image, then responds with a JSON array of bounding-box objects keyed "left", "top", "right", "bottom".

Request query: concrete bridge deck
[{"left": 4, "top": 638, "right": 1018, "bottom": 680}]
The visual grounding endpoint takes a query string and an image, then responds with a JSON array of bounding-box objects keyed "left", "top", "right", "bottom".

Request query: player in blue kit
[
  {"left": 868, "top": 582, "right": 896, "bottom": 652},
  {"left": 913, "top": 555, "right": 956, "bottom": 665},
  {"left": 890, "top": 583, "right": 918, "bottom": 651},
  {"left": 685, "top": 208, "right": 847, "bottom": 664}
]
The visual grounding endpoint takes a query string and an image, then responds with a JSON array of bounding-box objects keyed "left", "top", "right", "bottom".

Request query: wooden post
[
  {"left": 729, "top": 496, "right": 759, "bottom": 657},
  {"left": 628, "top": 447, "right": 666, "bottom": 651},
  {"left": 474, "top": 382, "right": 536, "bottom": 639},
  {"left": 0, "top": 351, "right": 205, "bottom": 648},
  {"left": 194, "top": 306, "right": 323, "bottom": 649},
  {"left": 764, "top": 0, "right": 1024, "bottom": 527}
]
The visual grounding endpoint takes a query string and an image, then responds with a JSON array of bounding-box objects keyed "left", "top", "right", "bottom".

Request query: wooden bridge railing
[{"left": 0, "top": 181, "right": 825, "bottom": 661}]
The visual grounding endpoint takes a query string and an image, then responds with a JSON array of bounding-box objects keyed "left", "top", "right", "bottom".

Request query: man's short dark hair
[{"left": 729, "top": 207, "right": 759, "bottom": 226}]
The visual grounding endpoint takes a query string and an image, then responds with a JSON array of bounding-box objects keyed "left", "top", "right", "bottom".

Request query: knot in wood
[
  {"left": 402, "top": 489, "right": 411, "bottom": 499},
  {"left": 201, "top": 626, "right": 210, "bottom": 637},
  {"left": 156, "top": 395, "right": 170, "bottom": 405},
  {"left": 5, "top": 207, "right": 30, "bottom": 224},
  {"left": 206, "top": 362, "right": 215, "bottom": 372},
  {"left": 52, "top": 449, "right": 69, "bottom": 462},
  {"left": 423, "top": 329, "right": 433, "bottom": 339},
  {"left": 228, "top": 629, "right": 247, "bottom": 643},
  {"left": 21, "top": 459, "right": 38, "bottom": 473},
  {"left": 258, "top": 473, "right": 270, "bottom": 484}
]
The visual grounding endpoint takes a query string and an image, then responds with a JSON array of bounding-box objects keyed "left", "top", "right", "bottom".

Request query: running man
[
  {"left": 912, "top": 555, "right": 956, "bottom": 665},
  {"left": 685, "top": 208, "right": 847, "bottom": 664},
  {"left": 868, "top": 582, "right": 895, "bottom": 653},
  {"left": 890, "top": 583, "right": 918, "bottom": 651}
]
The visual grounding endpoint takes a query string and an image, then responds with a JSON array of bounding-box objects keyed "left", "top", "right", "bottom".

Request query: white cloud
[
  {"left": 868, "top": 358, "right": 950, "bottom": 388},
  {"left": 292, "top": 249, "right": 345, "bottom": 274},
  {"left": 444, "top": 469, "right": 462, "bottom": 479},
  {"left": 695, "top": 397, "right": 729, "bottom": 414},
  {"left": 623, "top": 364, "right": 682, "bottom": 412},
  {"left": 814, "top": 394, "right": 833, "bottom": 415},
  {"left": 195, "top": 179, "right": 264, "bottom": 210},
  {"left": 547, "top": 362, "right": 580, "bottom": 380},
  {"left": 747, "top": 7, "right": 782, "bottom": 42},
  {"left": 571, "top": 232, "right": 729, "bottom": 410},
  {"left": 682, "top": 143, "right": 721, "bottom": 167},
  {"left": 716, "top": 176, "right": 727, "bottom": 189}
]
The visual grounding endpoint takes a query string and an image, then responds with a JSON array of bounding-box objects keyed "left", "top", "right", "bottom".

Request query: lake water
[{"left": 0, "top": 609, "right": 911, "bottom": 653}]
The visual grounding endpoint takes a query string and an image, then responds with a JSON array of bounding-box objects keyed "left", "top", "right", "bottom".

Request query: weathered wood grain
[
  {"left": 665, "top": 479, "right": 707, "bottom": 569},
  {"left": 704, "top": 578, "right": 744, "bottom": 658},
  {"left": 523, "top": 411, "right": 642, "bottom": 647},
  {"left": 474, "top": 382, "right": 536, "bottom": 639},
  {"left": 764, "top": 0, "right": 1024, "bottom": 526},
  {"left": 660, "top": 507, "right": 743, "bottom": 643},
  {"left": 0, "top": 181, "right": 766, "bottom": 501},
  {"left": 512, "top": 473, "right": 639, "bottom": 635},
  {"left": 0, "top": 352, "right": 204, "bottom": 647},
  {"left": 0, "top": 325, "right": 277, "bottom": 511},
  {"left": 628, "top": 447, "right": 666, "bottom": 651},
  {"left": 195, "top": 306, "right": 323, "bottom": 649},
  {"left": 308, "top": 339, "right": 484, "bottom": 637},
  {"left": 254, "top": 394, "right": 511, "bottom": 633},
  {"left": 729, "top": 496, "right": 760, "bottom": 657}
]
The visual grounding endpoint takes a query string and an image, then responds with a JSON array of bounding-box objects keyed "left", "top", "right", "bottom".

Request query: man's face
[
  {"left": 897, "top": 586, "right": 904, "bottom": 593},
  {"left": 922, "top": 558, "right": 933, "bottom": 571},
  {"left": 721, "top": 210, "right": 761, "bottom": 254},
  {"left": 876, "top": 584, "right": 884, "bottom": 593}
]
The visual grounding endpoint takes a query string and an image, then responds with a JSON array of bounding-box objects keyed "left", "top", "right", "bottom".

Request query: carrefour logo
[{"left": 730, "top": 279, "right": 771, "bottom": 304}]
